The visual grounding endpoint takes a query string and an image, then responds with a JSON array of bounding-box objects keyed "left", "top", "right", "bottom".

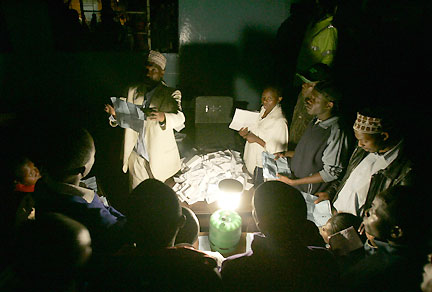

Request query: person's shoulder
[
  {"left": 221, "top": 250, "right": 254, "bottom": 273},
  {"left": 159, "top": 83, "right": 180, "bottom": 95},
  {"left": 163, "top": 246, "right": 220, "bottom": 274},
  {"left": 158, "top": 246, "right": 223, "bottom": 291},
  {"left": 305, "top": 245, "right": 339, "bottom": 271}
]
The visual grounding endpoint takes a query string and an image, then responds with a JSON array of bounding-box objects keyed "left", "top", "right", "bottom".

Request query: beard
[{"left": 142, "top": 76, "right": 160, "bottom": 89}]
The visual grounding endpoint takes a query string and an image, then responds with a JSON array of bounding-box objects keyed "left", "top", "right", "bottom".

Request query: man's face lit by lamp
[{"left": 209, "top": 178, "right": 243, "bottom": 254}]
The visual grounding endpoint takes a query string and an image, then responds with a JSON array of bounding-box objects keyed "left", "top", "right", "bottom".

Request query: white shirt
[
  {"left": 333, "top": 142, "right": 401, "bottom": 216},
  {"left": 243, "top": 104, "right": 288, "bottom": 174}
]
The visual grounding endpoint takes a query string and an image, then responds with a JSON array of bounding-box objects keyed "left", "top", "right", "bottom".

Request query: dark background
[{"left": 0, "top": 0, "right": 429, "bottom": 210}]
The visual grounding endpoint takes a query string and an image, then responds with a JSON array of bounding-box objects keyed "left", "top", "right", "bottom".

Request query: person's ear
[
  {"left": 278, "top": 96, "right": 283, "bottom": 103},
  {"left": 390, "top": 225, "right": 403, "bottom": 240},
  {"left": 77, "top": 166, "right": 87, "bottom": 177},
  {"left": 381, "top": 132, "right": 389, "bottom": 142},
  {"left": 327, "top": 101, "right": 334, "bottom": 110},
  {"left": 178, "top": 214, "right": 186, "bottom": 229}
]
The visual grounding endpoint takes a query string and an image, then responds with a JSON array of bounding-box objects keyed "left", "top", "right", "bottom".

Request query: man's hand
[
  {"left": 274, "top": 151, "right": 294, "bottom": 160},
  {"left": 147, "top": 111, "right": 166, "bottom": 123},
  {"left": 274, "top": 152, "right": 285, "bottom": 160},
  {"left": 313, "top": 192, "right": 330, "bottom": 204},
  {"left": 277, "top": 173, "right": 297, "bottom": 186},
  {"left": 104, "top": 104, "right": 116, "bottom": 116}
]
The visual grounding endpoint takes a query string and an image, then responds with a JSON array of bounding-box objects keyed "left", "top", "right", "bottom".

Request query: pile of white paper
[{"left": 173, "top": 150, "right": 253, "bottom": 205}]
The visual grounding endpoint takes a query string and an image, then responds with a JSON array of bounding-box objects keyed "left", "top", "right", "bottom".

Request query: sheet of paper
[
  {"left": 229, "top": 108, "right": 260, "bottom": 131},
  {"left": 110, "top": 97, "right": 145, "bottom": 131},
  {"left": 81, "top": 176, "right": 97, "bottom": 191},
  {"left": 301, "top": 192, "right": 332, "bottom": 227},
  {"left": 262, "top": 152, "right": 291, "bottom": 180}
]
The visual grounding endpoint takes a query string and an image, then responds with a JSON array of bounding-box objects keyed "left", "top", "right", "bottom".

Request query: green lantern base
[{"left": 209, "top": 209, "right": 242, "bottom": 254}]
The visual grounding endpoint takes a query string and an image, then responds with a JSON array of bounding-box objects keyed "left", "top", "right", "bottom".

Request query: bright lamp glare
[
  {"left": 218, "top": 178, "right": 243, "bottom": 210},
  {"left": 218, "top": 191, "right": 241, "bottom": 210}
]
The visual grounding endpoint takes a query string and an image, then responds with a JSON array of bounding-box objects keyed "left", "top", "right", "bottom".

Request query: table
[
  {"left": 181, "top": 187, "right": 259, "bottom": 232},
  {"left": 166, "top": 174, "right": 258, "bottom": 233}
]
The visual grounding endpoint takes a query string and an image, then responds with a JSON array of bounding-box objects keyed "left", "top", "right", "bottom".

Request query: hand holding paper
[
  {"left": 104, "top": 104, "right": 116, "bottom": 116},
  {"left": 229, "top": 109, "right": 260, "bottom": 131}
]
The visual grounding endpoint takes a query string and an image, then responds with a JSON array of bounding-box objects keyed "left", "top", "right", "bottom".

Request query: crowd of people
[
  {"left": 0, "top": 50, "right": 431, "bottom": 291},
  {"left": 1, "top": 0, "right": 430, "bottom": 291}
]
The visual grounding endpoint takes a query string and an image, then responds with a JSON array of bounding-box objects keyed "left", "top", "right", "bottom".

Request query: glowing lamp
[
  {"left": 217, "top": 178, "right": 243, "bottom": 210},
  {"left": 209, "top": 178, "right": 243, "bottom": 254}
]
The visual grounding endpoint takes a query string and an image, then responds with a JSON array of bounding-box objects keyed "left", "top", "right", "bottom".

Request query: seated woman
[{"left": 239, "top": 85, "right": 288, "bottom": 187}]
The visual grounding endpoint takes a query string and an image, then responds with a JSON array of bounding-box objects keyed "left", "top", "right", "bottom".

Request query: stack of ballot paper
[
  {"left": 262, "top": 152, "right": 291, "bottom": 179},
  {"left": 229, "top": 108, "right": 260, "bottom": 131},
  {"left": 173, "top": 150, "right": 253, "bottom": 205}
]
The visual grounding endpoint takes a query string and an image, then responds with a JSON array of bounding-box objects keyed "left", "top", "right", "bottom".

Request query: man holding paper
[
  {"left": 275, "top": 81, "right": 350, "bottom": 199},
  {"left": 104, "top": 51, "right": 185, "bottom": 190}
]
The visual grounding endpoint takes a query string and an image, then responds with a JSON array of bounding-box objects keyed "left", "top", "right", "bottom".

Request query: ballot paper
[
  {"left": 262, "top": 152, "right": 291, "bottom": 180},
  {"left": 81, "top": 176, "right": 98, "bottom": 191},
  {"left": 110, "top": 97, "right": 145, "bottom": 131},
  {"left": 328, "top": 226, "right": 364, "bottom": 256},
  {"left": 229, "top": 108, "right": 260, "bottom": 131},
  {"left": 80, "top": 176, "right": 109, "bottom": 207},
  {"left": 301, "top": 192, "right": 332, "bottom": 227},
  {"left": 198, "top": 233, "right": 255, "bottom": 267},
  {"left": 173, "top": 150, "right": 251, "bottom": 205}
]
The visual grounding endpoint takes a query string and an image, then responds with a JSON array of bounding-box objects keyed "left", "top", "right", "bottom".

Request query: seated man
[
  {"left": 315, "top": 108, "right": 413, "bottom": 217},
  {"left": 89, "top": 179, "right": 222, "bottom": 292},
  {"left": 340, "top": 185, "right": 430, "bottom": 291},
  {"left": 33, "top": 126, "right": 126, "bottom": 254},
  {"left": 221, "top": 181, "right": 339, "bottom": 292},
  {"left": 276, "top": 81, "right": 351, "bottom": 197}
]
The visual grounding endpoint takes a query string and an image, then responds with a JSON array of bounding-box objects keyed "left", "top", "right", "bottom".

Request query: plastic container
[{"left": 209, "top": 209, "right": 242, "bottom": 254}]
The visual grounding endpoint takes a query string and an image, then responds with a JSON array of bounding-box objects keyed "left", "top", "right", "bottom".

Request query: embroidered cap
[
  {"left": 353, "top": 112, "right": 383, "bottom": 134},
  {"left": 147, "top": 50, "right": 167, "bottom": 70}
]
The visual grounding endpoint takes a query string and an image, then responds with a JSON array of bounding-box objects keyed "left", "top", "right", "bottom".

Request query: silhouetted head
[
  {"left": 175, "top": 206, "right": 200, "bottom": 246},
  {"left": 14, "top": 212, "right": 92, "bottom": 290},
  {"left": 41, "top": 126, "right": 95, "bottom": 183},
  {"left": 253, "top": 181, "right": 307, "bottom": 241},
  {"left": 126, "top": 179, "right": 185, "bottom": 249}
]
